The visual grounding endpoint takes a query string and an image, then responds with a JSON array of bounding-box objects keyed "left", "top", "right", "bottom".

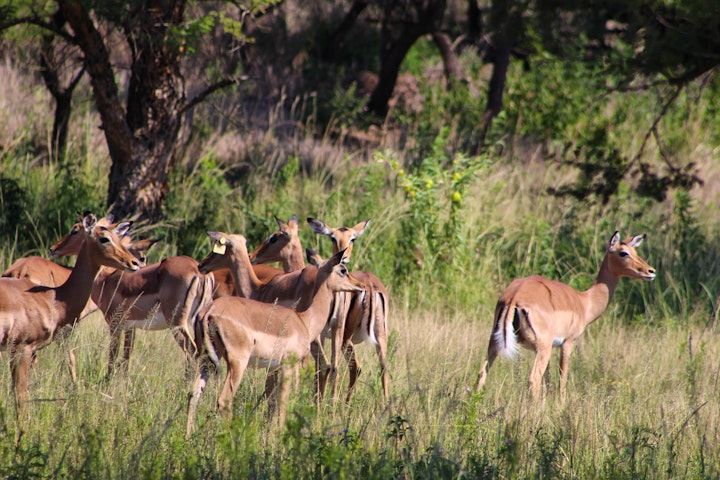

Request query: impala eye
[
  {"left": 619, "top": 251, "right": 630, "bottom": 257},
  {"left": 99, "top": 236, "right": 111, "bottom": 244}
]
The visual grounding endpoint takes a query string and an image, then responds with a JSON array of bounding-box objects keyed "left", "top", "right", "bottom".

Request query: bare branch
[
  {"left": 180, "top": 77, "right": 247, "bottom": 115},
  {"left": 631, "top": 86, "right": 682, "bottom": 165},
  {"left": 0, "top": 16, "right": 76, "bottom": 44}
]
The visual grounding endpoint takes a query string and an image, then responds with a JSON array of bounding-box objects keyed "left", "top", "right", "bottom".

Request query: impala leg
[
  {"left": 186, "top": 359, "right": 212, "bottom": 439},
  {"left": 343, "top": 343, "right": 361, "bottom": 403},
  {"left": 54, "top": 325, "right": 78, "bottom": 384},
  {"left": 11, "top": 345, "right": 33, "bottom": 422},
  {"left": 559, "top": 340, "right": 574, "bottom": 402},
  {"left": 475, "top": 337, "right": 500, "bottom": 392},
  {"left": 276, "top": 363, "right": 293, "bottom": 427},
  {"left": 529, "top": 347, "right": 552, "bottom": 402},
  {"left": 330, "top": 294, "right": 348, "bottom": 404},
  {"left": 264, "top": 369, "right": 279, "bottom": 406},
  {"left": 107, "top": 323, "right": 122, "bottom": 378},
  {"left": 373, "top": 321, "right": 390, "bottom": 402},
  {"left": 217, "top": 354, "right": 249, "bottom": 418},
  {"left": 311, "top": 339, "right": 329, "bottom": 403},
  {"left": 121, "top": 329, "right": 135, "bottom": 374}
]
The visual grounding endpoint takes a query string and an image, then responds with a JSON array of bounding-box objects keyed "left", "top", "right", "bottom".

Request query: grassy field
[
  {"left": 2, "top": 157, "right": 719, "bottom": 478},
  {"left": 1, "top": 294, "right": 718, "bottom": 478},
  {"left": 2, "top": 45, "right": 720, "bottom": 478}
]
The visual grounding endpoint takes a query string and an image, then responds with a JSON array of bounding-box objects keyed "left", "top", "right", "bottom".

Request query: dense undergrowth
[{"left": 1, "top": 35, "right": 720, "bottom": 479}]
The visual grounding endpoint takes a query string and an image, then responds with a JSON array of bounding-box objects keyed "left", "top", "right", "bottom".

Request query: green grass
[
  {"left": 2, "top": 28, "right": 720, "bottom": 478},
  {"left": 1, "top": 306, "right": 718, "bottom": 478}
]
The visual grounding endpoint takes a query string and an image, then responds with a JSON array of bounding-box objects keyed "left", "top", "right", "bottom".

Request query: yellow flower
[
  {"left": 425, "top": 179, "right": 434, "bottom": 189},
  {"left": 452, "top": 172, "right": 462, "bottom": 182},
  {"left": 397, "top": 169, "right": 405, "bottom": 177},
  {"left": 452, "top": 191, "right": 462, "bottom": 203}
]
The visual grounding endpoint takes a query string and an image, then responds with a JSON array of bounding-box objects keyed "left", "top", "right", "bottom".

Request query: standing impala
[
  {"left": 0, "top": 213, "right": 140, "bottom": 419},
  {"left": 307, "top": 217, "right": 390, "bottom": 403},
  {"left": 95, "top": 216, "right": 299, "bottom": 378},
  {"left": 2, "top": 214, "right": 155, "bottom": 384},
  {"left": 185, "top": 237, "right": 364, "bottom": 438},
  {"left": 475, "top": 231, "right": 656, "bottom": 400}
]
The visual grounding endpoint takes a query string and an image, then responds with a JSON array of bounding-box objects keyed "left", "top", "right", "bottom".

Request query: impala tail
[
  {"left": 366, "top": 289, "right": 388, "bottom": 346},
  {"left": 197, "top": 311, "right": 222, "bottom": 371},
  {"left": 491, "top": 304, "right": 520, "bottom": 359}
]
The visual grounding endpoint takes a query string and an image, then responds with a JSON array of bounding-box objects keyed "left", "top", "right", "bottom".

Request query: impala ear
[
  {"left": 307, "top": 218, "right": 332, "bottom": 236},
  {"left": 82, "top": 213, "right": 98, "bottom": 232},
  {"left": 352, "top": 219, "right": 370, "bottom": 237},
  {"left": 208, "top": 232, "right": 229, "bottom": 255},
  {"left": 274, "top": 215, "right": 286, "bottom": 229},
  {"left": 626, "top": 234, "right": 645, "bottom": 248},
  {"left": 113, "top": 221, "right": 133, "bottom": 237},
  {"left": 305, "top": 248, "right": 323, "bottom": 266},
  {"left": 327, "top": 248, "right": 348, "bottom": 268},
  {"left": 608, "top": 231, "right": 620, "bottom": 252},
  {"left": 288, "top": 214, "right": 298, "bottom": 226}
]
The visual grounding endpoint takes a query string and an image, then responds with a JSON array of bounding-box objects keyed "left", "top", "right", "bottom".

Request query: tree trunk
[
  {"left": 431, "top": 31, "right": 460, "bottom": 88},
  {"left": 322, "top": 0, "right": 369, "bottom": 62},
  {"left": 477, "top": 0, "right": 519, "bottom": 148},
  {"left": 59, "top": 0, "right": 185, "bottom": 222},
  {"left": 367, "top": 0, "right": 447, "bottom": 117},
  {"left": 39, "top": 8, "right": 83, "bottom": 165}
]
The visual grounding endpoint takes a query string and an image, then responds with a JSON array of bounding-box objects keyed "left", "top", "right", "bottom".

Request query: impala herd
[{"left": 0, "top": 210, "right": 656, "bottom": 436}]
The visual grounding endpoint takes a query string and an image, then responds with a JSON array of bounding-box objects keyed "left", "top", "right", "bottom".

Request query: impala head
[
  {"left": 124, "top": 237, "right": 160, "bottom": 267},
  {"left": 307, "top": 217, "right": 370, "bottom": 263},
  {"left": 198, "top": 231, "right": 248, "bottom": 274},
  {"left": 50, "top": 211, "right": 115, "bottom": 258},
  {"left": 249, "top": 215, "right": 300, "bottom": 265},
  {"left": 306, "top": 247, "right": 365, "bottom": 293},
  {"left": 83, "top": 213, "right": 141, "bottom": 272},
  {"left": 607, "top": 231, "right": 656, "bottom": 281}
]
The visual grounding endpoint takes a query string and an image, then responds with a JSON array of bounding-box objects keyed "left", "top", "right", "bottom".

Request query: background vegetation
[{"left": 1, "top": 0, "right": 719, "bottom": 478}]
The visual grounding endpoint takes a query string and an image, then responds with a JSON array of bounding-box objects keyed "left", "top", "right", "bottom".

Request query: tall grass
[{"left": 1, "top": 48, "right": 720, "bottom": 478}]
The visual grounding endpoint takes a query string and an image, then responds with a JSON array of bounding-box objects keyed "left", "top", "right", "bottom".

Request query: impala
[
  {"left": 185, "top": 238, "right": 364, "bottom": 438},
  {"left": 96, "top": 254, "right": 215, "bottom": 377},
  {"left": 307, "top": 217, "right": 390, "bottom": 403},
  {"left": 1, "top": 214, "right": 154, "bottom": 383},
  {"left": 248, "top": 215, "right": 330, "bottom": 375},
  {"left": 475, "top": 231, "right": 656, "bottom": 400},
  {"left": 96, "top": 217, "right": 298, "bottom": 378},
  {"left": 0, "top": 213, "right": 140, "bottom": 419}
]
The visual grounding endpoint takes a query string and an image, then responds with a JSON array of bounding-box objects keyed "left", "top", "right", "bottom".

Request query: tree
[
  {"left": 321, "top": 0, "right": 458, "bottom": 118},
  {"left": 2, "top": 1, "right": 274, "bottom": 222}
]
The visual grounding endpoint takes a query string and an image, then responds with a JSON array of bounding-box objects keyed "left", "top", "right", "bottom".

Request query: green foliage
[
  {"left": 387, "top": 128, "right": 492, "bottom": 293},
  {"left": 0, "top": 175, "right": 27, "bottom": 239},
  {"left": 164, "top": 155, "right": 235, "bottom": 256}
]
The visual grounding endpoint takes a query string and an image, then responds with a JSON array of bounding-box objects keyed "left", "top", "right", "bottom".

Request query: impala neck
[
  {"left": 54, "top": 242, "right": 102, "bottom": 329},
  {"left": 296, "top": 271, "right": 333, "bottom": 342},
  {"left": 281, "top": 240, "right": 305, "bottom": 272},
  {"left": 230, "top": 250, "right": 263, "bottom": 298},
  {"left": 583, "top": 254, "right": 621, "bottom": 325}
]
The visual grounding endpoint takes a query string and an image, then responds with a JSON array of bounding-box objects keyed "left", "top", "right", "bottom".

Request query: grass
[
  {"left": 1, "top": 33, "right": 720, "bottom": 478},
  {"left": 1, "top": 304, "right": 718, "bottom": 478}
]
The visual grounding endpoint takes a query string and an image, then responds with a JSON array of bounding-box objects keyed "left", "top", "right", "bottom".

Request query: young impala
[
  {"left": 475, "top": 231, "right": 656, "bottom": 400},
  {"left": 0, "top": 213, "right": 140, "bottom": 420},
  {"left": 307, "top": 217, "right": 390, "bottom": 403},
  {"left": 185, "top": 237, "right": 364, "bottom": 438}
]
